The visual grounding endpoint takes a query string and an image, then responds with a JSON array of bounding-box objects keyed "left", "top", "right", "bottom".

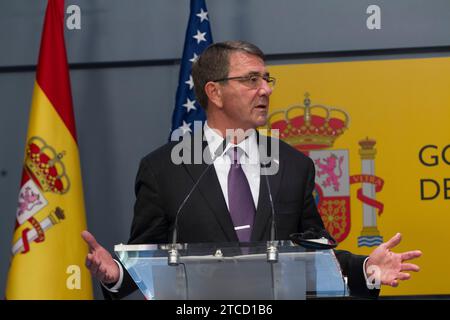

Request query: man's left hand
[{"left": 365, "top": 233, "right": 422, "bottom": 287}]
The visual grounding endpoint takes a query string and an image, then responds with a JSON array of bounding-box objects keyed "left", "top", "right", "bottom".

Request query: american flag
[{"left": 171, "top": 0, "right": 213, "bottom": 135}]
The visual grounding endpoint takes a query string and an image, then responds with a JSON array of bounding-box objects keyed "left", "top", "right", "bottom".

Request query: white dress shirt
[{"left": 203, "top": 121, "right": 260, "bottom": 210}]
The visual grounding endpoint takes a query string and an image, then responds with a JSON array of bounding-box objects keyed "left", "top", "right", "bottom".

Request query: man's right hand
[{"left": 81, "top": 230, "right": 120, "bottom": 284}]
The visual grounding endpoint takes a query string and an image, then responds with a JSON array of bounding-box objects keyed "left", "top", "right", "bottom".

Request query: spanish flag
[{"left": 5, "top": 0, "right": 93, "bottom": 299}]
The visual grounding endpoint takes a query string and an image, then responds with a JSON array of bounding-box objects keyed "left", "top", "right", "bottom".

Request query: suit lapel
[
  {"left": 251, "top": 148, "right": 284, "bottom": 242},
  {"left": 182, "top": 139, "right": 238, "bottom": 242}
]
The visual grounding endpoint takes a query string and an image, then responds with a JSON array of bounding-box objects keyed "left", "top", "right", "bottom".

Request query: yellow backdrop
[{"left": 268, "top": 57, "right": 450, "bottom": 296}]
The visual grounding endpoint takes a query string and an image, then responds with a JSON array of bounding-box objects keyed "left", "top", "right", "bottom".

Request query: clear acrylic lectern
[{"left": 114, "top": 241, "right": 348, "bottom": 300}]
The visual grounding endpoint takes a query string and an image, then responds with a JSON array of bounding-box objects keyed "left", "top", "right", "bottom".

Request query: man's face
[{"left": 218, "top": 51, "right": 272, "bottom": 130}]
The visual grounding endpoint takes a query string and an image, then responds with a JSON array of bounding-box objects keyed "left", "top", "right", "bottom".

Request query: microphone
[
  {"left": 168, "top": 135, "right": 230, "bottom": 266},
  {"left": 263, "top": 166, "right": 278, "bottom": 263},
  {"left": 259, "top": 139, "right": 279, "bottom": 263}
]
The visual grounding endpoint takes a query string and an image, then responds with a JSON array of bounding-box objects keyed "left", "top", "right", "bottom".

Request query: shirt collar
[{"left": 204, "top": 121, "right": 259, "bottom": 164}]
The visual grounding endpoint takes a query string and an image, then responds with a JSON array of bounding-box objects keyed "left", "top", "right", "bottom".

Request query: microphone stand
[
  {"left": 168, "top": 136, "right": 229, "bottom": 266},
  {"left": 261, "top": 159, "right": 278, "bottom": 303},
  {"left": 263, "top": 163, "right": 278, "bottom": 263}
]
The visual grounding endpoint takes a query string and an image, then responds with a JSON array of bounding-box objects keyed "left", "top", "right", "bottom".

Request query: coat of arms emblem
[
  {"left": 12, "top": 136, "right": 69, "bottom": 255},
  {"left": 269, "top": 93, "right": 385, "bottom": 247}
]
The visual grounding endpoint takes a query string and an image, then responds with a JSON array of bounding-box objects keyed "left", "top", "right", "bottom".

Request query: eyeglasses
[{"left": 213, "top": 73, "right": 276, "bottom": 89}]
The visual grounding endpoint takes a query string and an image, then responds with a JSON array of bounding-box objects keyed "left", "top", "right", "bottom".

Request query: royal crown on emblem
[
  {"left": 268, "top": 93, "right": 350, "bottom": 151},
  {"left": 25, "top": 136, "right": 70, "bottom": 194}
]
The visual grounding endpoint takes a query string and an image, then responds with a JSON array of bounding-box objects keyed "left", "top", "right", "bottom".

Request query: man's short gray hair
[{"left": 191, "top": 41, "right": 265, "bottom": 110}]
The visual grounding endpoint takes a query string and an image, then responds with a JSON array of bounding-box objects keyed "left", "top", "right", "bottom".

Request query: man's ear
[{"left": 205, "top": 82, "right": 223, "bottom": 108}]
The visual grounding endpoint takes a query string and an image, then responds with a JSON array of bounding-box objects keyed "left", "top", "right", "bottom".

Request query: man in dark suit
[{"left": 82, "top": 41, "right": 421, "bottom": 299}]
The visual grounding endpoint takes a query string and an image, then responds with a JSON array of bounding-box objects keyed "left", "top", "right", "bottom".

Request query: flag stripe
[
  {"left": 36, "top": 0, "right": 77, "bottom": 143},
  {"left": 7, "top": 84, "right": 90, "bottom": 299}
]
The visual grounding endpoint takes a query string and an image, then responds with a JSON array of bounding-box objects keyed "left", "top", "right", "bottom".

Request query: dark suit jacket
[{"left": 105, "top": 134, "right": 378, "bottom": 299}]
